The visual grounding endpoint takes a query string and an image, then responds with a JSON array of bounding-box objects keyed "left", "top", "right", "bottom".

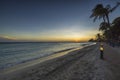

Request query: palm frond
[
  {"left": 93, "top": 16, "right": 98, "bottom": 22},
  {"left": 110, "top": 2, "right": 120, "bottom": 12},
  {"left": 99, "top": 15, "right": 103, "bottom": 20},
  {"left": 90, "top": 13, "right": 94, "bottom": 18},
  {"left": 105, "top": 4, "right": 111, "bottom": 10}
]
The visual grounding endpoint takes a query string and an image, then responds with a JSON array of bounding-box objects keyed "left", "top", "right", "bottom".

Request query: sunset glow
[{"left": 0, "top": 0, "right": 120, "bottom": 42}]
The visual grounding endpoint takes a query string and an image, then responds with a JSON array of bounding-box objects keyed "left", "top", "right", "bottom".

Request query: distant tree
[
  {"left": 96, "top": 33, "right": 101, "bottom": 42},
  {"left": 88, "top": 38, "right": 95, "bottom": 42}
]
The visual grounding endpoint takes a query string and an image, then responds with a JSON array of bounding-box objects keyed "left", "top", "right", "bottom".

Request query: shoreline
[
  {"left": 0, "top": 42, "right": 94, "bottom": 71},
  {"left": 0, "top": 47, "right": 80, "bottom": 74},
  {"left": 0, "top": 44, "right": 96, "bottom": 80},
  {"left": 0, "top": 43, "right": 96, "bottom": 75}
]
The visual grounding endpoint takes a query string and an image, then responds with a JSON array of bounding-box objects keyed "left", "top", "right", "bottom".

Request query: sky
[{"left": 0, "top": 0, "right": 120, "bottom": 42}]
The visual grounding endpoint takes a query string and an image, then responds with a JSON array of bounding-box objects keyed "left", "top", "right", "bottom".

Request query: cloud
[{"left": 0, "top": 36, "right": 16, "bottom": 42}]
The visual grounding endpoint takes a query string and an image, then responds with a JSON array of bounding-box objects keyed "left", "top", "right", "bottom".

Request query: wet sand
[{"left": 0, "top": 43, "right": 120, "bottom": 80}]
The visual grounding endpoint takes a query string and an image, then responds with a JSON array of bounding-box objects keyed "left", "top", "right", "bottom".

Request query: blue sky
[{"left": 0, "top": 0, "right": 120, "bottom": 42}]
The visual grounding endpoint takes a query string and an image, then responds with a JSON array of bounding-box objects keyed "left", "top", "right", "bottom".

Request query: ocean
[{"left": 0, "top": 42, "right": 94, "bottom": 70}]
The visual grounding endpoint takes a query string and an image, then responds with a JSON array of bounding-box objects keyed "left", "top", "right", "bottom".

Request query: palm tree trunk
[
  {"left": 106, "top": 14, "right": 110, "bottom": 27},
  {"left": 105, "top": 14, "right": 113, "bottom": 41},
  {"left": 103, "top": 16, "right": 106, "bottom": 22}
]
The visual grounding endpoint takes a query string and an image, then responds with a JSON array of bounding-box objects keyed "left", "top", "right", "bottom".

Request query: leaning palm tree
[
  {"left": 90, "top": 2, "right": 120, "bottom": 26},
  {"left": 103, "top": 2, "right": 120, "bottom": 27}
]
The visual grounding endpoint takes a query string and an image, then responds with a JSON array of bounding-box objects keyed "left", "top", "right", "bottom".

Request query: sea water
[{"left": 0, "top": 42, "right": 93, "bottom": 70}]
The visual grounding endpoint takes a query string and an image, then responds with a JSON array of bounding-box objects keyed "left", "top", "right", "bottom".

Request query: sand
[{"left": 0, "top": 43, "right": 120, "bottom": 80}]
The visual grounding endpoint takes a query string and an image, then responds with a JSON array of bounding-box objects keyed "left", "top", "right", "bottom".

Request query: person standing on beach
[{"left": 100, "top": 44, "right": 104, "bottom": 59}]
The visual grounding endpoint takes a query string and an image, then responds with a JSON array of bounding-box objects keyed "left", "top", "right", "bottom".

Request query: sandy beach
[
  {"left": 0, "top": 43, "right": 120, "bottom": 80},
  {"left": 1, "top": 0, "right": 120, "bottom": 80}
]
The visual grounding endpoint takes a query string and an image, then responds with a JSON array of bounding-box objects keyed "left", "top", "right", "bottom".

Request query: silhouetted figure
[{"left": 100, "top": 44, "right": 104, "bottom": 59}]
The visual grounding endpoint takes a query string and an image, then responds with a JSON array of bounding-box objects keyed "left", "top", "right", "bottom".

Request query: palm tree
[
  {"left": 99, "top": 22, "right": 109, "bottom": 32},
  {"left": 96, "top": 33, "right": 101, "bottom": 42},
  {"left": 112, "top": 17, "right": 120, "bottom": 25},
  {"left": 90, "top": 2, "right": 120, "bottom": 26},
  {"left": 99, "top": 22, "right": 110, "bottom": 40},
  {"left": 90, "top": 4, "right": 106, "bottom": 22},
  {"left": 90, "top": 2, "right": 120, "bottom": 42},
  {"left": 111, "top": 17, "right": 120, "bottom": 40},
  {"left": 104, "top": 2, "right": 120, "bottom": 27}
]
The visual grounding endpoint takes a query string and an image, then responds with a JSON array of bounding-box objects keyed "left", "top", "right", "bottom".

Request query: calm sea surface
[{"left": 0, "top": 42, "right": 94, "bottom": 70}]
